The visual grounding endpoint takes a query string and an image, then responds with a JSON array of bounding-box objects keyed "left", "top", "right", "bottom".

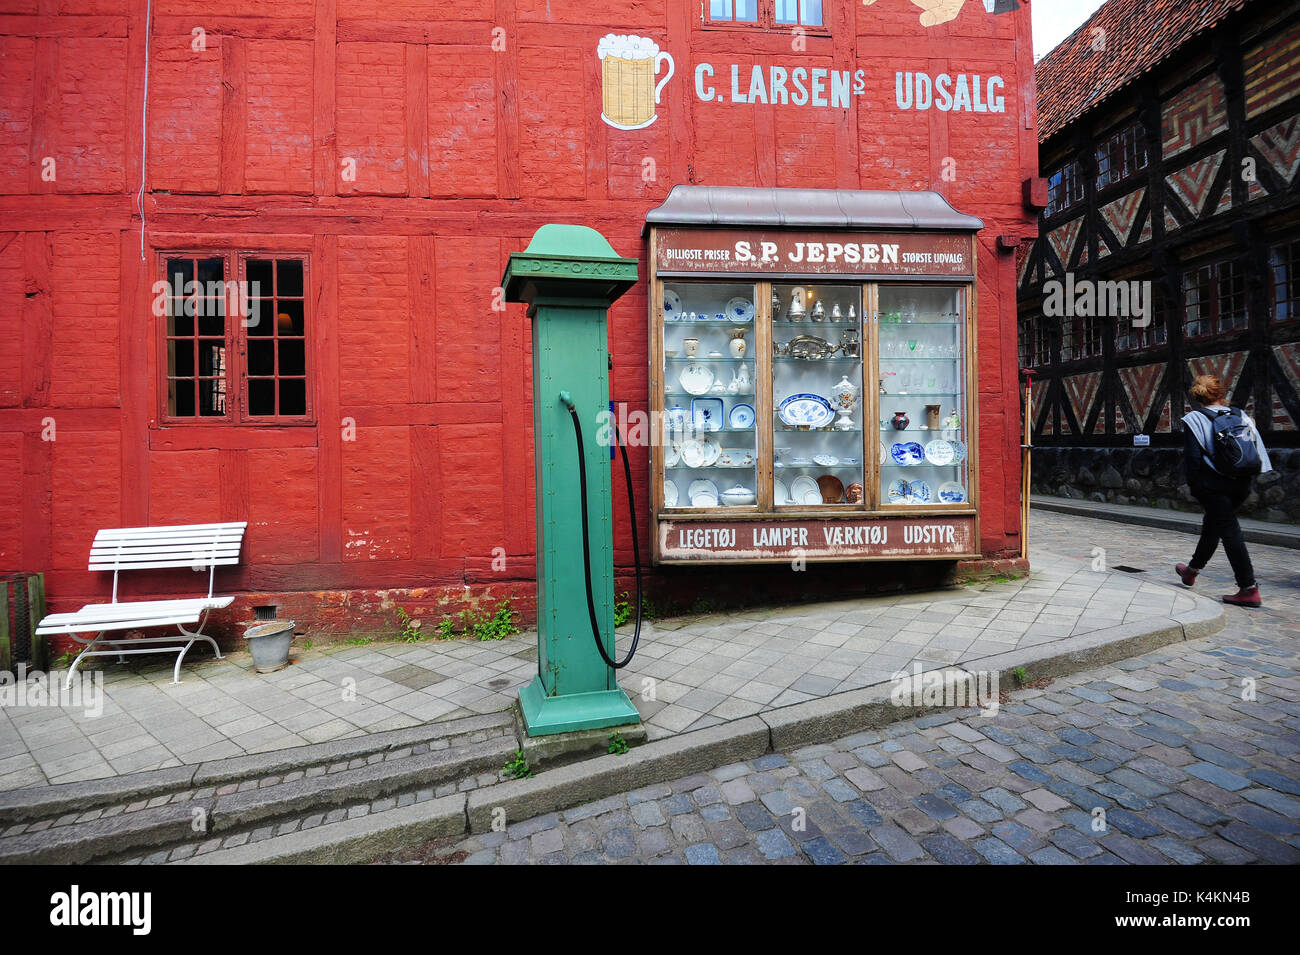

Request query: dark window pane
[
  {"left": 169, "top": 307, "right": 193, "bottom": 338},
  {"left": 198, "top": 306, "right": 224, "bottom": 337},
  {"left": 247, "top": 300, "right": 274, "bottom": 336},
  {"left": 279, "top": 339, "right": 306, "bottom": 376},
  {"left": 171, "top": 340, "right": 194, "bottom": 377},
  {"left": 276, "top": 260, "right": 304, "bottom": 297},
  {"left": 277, "top": 300, "right": 304, "bottom": 336},
  {"left": 248, "top": 378, "right": 276, "bottom": 416},
  {"left": 171, "top": 380, "right": 195, "bottom": 417},
  {"left": 167, "top": 259, "right": 193, "bottom": 294},
  {"left": 279, "top": 379, "right": 306, "bottom": 416},
  {"left": 246, "top": 259, "right": 273, "bottom": 295},
  {"left": 248, "top": 339, "right": 275, "bottom": 377},
  {"left": 197, "top": 258, "right": 223, "bottom": 285}
]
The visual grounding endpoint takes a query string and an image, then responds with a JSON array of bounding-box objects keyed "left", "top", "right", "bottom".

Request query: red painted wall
[{"left": 0, "top": 0, "right": 1039, "bottom": 643}]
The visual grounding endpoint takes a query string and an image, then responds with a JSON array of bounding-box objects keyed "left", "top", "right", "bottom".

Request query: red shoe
[
  {"left": 1223, "top": 586, "right": 1262, "bottom": 608},
  {"left": 1175, "top": 563, "right": 1199, "bottom": 587}
]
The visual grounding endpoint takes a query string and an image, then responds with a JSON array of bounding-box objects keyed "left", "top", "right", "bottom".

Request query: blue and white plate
[
  {"left": 909, "top": 480, "right": 932, "bottom": 503},
  {"left": 937, "top": 481, "right": 966, "bottom": 504},
  {"left": 887, "top": 479, "right": 913, "bottom": 504},
  {"left": 778, "top": 393, "right": 835, "bottom": 429},
  {"left": 726, "top": 297, "right": 756, "bottom": 324},
  {"left": 728, "top": 403, "right": 755, "bottom": 430},
  {"left": 663, "top": 290, "right": 682, "bottom": 321},
  {"left": 890, "top": 441, "right": 925, "bottom": 466},
  {"left": 949, "top": 439, "right": 968, "bottom": 463},
  {"left": 691, "top": 397, "right": 724, "bottom": 432}
]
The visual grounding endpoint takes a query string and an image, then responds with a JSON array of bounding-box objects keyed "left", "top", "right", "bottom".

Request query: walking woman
[{"left": 1176, "top": 374, "right": 1272, "bottom": 606}]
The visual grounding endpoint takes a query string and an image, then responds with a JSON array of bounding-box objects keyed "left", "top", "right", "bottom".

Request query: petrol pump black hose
[{"left": 563, "top": 397, "right": 642, "bottom": 669}]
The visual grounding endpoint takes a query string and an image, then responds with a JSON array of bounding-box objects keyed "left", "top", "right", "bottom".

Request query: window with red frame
[
  {"left": 1271, "top": 239, "right": 1298, "bottom": 322},
  {"left": 707, "top": 0, "right": 825, "bottom": 28},
  {"left": 1182, "top": 260, "right": 1248, "bottom": 340},
  {"left": 160, "top": 253, "right": 311, "bottom": 423}
]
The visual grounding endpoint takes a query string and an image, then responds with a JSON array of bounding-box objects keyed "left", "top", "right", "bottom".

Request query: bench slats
[
  {"left": 87, "top": 522, "right": 246, "bottom": 572},
  {"left": 94, "top": 522, "right": 247, "bottom": 537},
  {"left": 36, "top": 613, "right": 205, "bottom": 636}
]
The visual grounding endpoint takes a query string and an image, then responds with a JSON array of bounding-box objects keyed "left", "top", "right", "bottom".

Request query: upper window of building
[
  {"left": 159, "top": 252, "right": 311, "bottom": 424},
  {"left": 1019, "top": 314, "right": 1051, "bottom": 369},
  {"left": 1182, "top": 260, "right": 1249, "bottom": 341},
  {"left": 1116, "top": 283, "right": 1168, "bottom": 353},
  {"left": 707, "top": 0, "right": 825, "bottom": 29},
  {"left": 1271, "top": 239, "right": 1299, "bottom": 323},
  {"left": 1095, "top": 123, "right": 1148, "bottom": 191},
  {"left": 1046, "top": 160, "right": 1085, "bottom": 217}
]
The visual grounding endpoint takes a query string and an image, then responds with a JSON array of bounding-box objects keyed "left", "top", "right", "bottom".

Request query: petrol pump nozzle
[{"left": 559, "top": 391, "right": 575, "bottom": 410}]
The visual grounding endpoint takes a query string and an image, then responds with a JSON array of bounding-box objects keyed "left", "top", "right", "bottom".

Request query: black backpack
[{"left": 1196, "top": 408, "right": 1263, "bottom": 478}]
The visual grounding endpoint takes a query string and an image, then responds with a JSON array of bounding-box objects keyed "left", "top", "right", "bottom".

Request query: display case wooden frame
[{"left": 647, "top": 225, "right": 981, "bottom": 565}]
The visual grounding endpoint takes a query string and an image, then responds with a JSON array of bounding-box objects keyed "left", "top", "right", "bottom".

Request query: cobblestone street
[{"left": 431, "top": 511, "right": 1300, "bottom": 865}]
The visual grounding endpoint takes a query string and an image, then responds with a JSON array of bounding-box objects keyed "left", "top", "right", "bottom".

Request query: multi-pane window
[
  {"left": 1096, "top": 123, "right": 1148, "bottom": 191},
  {"left": 1060, "top": 312, "right": 1103, "bottom": 362},
  {"left": 1271, "top": 240, "right": 1298, "bottom": 322},
  {"left": 1116, "top": 282, "right": 1168, "bottom": 352},
  {"left": 1019, "top": 315, "right": 1051, "bottom": 368},
  {"left": 160, "top": 252, "right": 311, "bottom": 423},
  {"left": 1182, "top": 260, "right": 1249, "bottom": 340},
  {"left": 1046, "top": 160, "right": 1085, "bottom": 217},
  {"left": 708, "top": 0, "right": 824, "bottom": 27}
]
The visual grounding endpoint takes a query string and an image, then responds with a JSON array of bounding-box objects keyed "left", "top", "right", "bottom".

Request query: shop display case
[{"left": 647, "top": 204, "right": 982, "bottom": 563}]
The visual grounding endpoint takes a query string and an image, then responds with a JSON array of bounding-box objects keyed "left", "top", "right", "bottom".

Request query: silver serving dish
[{"left": 786, "top": 336, "right": 839, "bottom": 360}]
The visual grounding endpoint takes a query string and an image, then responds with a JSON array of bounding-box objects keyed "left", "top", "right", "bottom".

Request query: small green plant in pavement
[
  {"left": 436, "top": 618, "right": 457, "bottom": 640},
  {"left": 437, "top": 599, "right": 522, "bottom": 641},
  {"left": 613, "top": 592, "right": 632, "bottom": 627},
  {"left": 608, "top": 732, "right": 629, "bottom": 755},
  {"left": 396, "top": 606, "right": 424, "bottom": 643},
  {"left": 1013, "top": 666, "right": 1028, "bottom": 686},
  {"left": 503, "top": 750, "right": 533, "bottom": 779}
]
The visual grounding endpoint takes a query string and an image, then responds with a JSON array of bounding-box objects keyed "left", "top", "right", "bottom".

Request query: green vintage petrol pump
[{"left": 502, "top": 224, "right": 643, "bottom": 737}]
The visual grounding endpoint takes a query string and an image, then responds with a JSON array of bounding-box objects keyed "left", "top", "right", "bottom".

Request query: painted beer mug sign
[{"left": 598, "top": 34, "right": 675, "bottom": 130}]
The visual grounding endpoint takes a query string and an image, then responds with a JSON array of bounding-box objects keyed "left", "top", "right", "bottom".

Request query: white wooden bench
[{"left": 36, "top": 522, "right": 247, "bottom": 687}]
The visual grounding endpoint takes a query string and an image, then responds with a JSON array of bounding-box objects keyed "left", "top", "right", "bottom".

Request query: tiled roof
[{"left": 1036, "top": 0, "right": 1254, "bottom": 141}]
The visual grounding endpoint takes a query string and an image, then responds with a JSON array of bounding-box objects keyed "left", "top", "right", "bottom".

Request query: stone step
[
  {"left": 0, "top": 710, "right": 515, "bottom": 825},
  {"left": 0, "top": 712, "right": 521, "bottom": 865}
]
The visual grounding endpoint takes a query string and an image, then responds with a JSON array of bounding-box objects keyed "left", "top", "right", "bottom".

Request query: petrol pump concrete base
[{"left": 511, "top": 698, "right": 647, "bottom": 771}]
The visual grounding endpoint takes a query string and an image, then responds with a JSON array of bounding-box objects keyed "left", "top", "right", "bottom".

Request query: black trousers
[{"left": 1189, "top": 472, "right": 1256, "bottom": 588}]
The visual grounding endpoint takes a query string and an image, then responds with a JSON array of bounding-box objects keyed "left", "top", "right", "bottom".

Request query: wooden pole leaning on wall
[{"left": 1021, "top": 370, "right": 1034, "bottom": 562}]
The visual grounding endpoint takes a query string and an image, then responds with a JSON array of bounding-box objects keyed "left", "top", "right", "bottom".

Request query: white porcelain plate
[
  {"left": 791, "top": 476, "right": 820, "bottom": 505},
  {"left": 813, "top": 453, "right": 839, "bottom": 467},
  {"left": 949, "top": 439, "right": 968, "bottom": 463},
  {"left": 664, "top": 439, "right": 682, "bottom": 468},
  {"left": 680, "top": 435, "right": 722, "bottom": 469},
  {"left": 909, "top": 480, "right": 932, "bottom": 504},
  {"left": 688, "top": 478, "right": 718, "bottom": 507},
  {"left": 663, "top": 289, "right": 682, "bottom": 321},
  {"left": 778, "top": 393, "right": 835, "bottom": 429},
  {"left": 679, "top": 362, "right": 715, "bottom": 396},
  {"left": 725, "top": 297, "right": 756, "bottom": 324},
  {"left": 664, "top": 480, "right": 679, "bottom": 508},
  {"left": 924, "top": 439, "right": 955, "bottom": 466},
  {"left": 718, "top": 448, "right": 755, "bottom": 468}
]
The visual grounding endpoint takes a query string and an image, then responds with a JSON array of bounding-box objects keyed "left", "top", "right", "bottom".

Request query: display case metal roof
[{"left": 644, "top": 186, "right": 985, "bottom": 236}]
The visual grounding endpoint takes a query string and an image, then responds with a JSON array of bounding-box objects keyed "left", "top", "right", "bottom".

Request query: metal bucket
[{"left": 243, "top": 621, "right": 295, "bottom": 673}]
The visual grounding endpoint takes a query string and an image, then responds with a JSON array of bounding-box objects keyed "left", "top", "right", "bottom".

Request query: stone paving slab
[{"left": 0, "top": 545, "right": 1211, "bottom": 793}]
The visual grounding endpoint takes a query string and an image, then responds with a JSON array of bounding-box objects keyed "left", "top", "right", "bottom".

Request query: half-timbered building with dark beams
[{"left": 1017, "top": 0, "right": 1300, "bottom": 523}]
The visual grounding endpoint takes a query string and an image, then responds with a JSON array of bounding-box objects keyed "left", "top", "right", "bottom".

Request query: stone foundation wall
[{"left": 1030, "top": 447, "right": 1300, "bottom": 524}]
